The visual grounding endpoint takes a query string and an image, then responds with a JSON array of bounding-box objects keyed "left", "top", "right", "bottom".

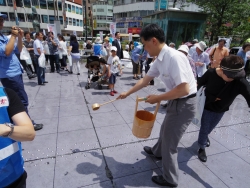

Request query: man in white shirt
[
  {"left": 117, "top": 24, "right": 197, "bottom": 187},
  {"left": 33, "top": 32, "right": 47, "bottom": 85},
  {"left": 191, "top": 41, "right": 210, "bottom": 81}
]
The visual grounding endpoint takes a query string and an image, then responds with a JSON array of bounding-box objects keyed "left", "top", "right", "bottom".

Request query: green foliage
[{"left": 187, "top": 0, "right": 250, "bottom": 45}]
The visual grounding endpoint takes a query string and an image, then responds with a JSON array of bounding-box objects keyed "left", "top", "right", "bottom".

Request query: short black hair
[
  {"left": 115, "top": 32, "right": 120, "bottom": 36},
  {"left": 140, "top": 24, "right": 165, "bottom": 43},
  {"left": 99, "top": 58, "right": 106, "bottom": 64},
  {"left": 24, "top": 31, "right": 30, "bottom": 37},
  {"left": 220, "top": 55, "right": 244, "bottom": 69},
  {"left": 58, "top": 34, "right": 65, "bottom": 42},
  {"left": 242, "top": 43, "right": 250, "bottom": 50},
  {"left": 36, "top": 32, "right": 43, "bottom": 37},
  {"left": 48, "top": 31, "right": 54, "bottom": 35}
]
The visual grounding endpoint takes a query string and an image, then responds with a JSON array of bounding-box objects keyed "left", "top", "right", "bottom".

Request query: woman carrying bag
[
  {"left": 68, "top": 35, "right": 81, "bottom": 75},
  {"left": 58, "top": 35, "right": 68, "bottom": 71},
  {"left": 197, "top": 55, "right": 250, "bottom": 162}
]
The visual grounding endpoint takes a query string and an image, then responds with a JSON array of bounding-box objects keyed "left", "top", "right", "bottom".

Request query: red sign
[{"left": 128, "top": 28, "right": 142, "bottom": 34}]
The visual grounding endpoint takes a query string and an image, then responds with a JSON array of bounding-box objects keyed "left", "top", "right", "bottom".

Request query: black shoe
[
  {"left": 85, "top": 84, "right": 90, "bottom": 89},
  {"left": 161, "top": 103, "right": 168, "bottom": 108},
  {"left": 198, "top": 148, "right": 207, "bottom": 162},
  {"left": 206, "top": 137, "right": 210, "bottom": 147},
  {"left": 98, "top": 85, "right": 102, "bottom": 90},
  {"left": 44, "top": 81, "right": 48, "bottom": 83},
  {"left": 143, "top": 146, "right": 162, "bottom": 160},
  {"left": 69, "top": 71, "right": 73, "bottom": 74},
  {"left": 141, "top": 75, "right": 143, "bottom": 78},
  {"left": 152, "top": 175, "right": 177, "bottom": 187},
  {"left": 57, "top": 71, "right": 60, "bottom": 73},
  {"left": 77, "top": 73, "right": 80, "bottom": 75},
  {"left": 38, "top": 83, "right": 45, "bottom": 86},
  {"left": 34, "top": 123, "right": 43, "bottom": 131},
  {"left": 50, "top": 71, "right": 55, "bottom": 73},
  {"left": 28, "top": 74, "right": 36, "bottom": 79}
]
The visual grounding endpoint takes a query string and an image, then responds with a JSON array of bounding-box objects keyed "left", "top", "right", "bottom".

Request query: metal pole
[
  {"left": 84, "top": 0, "right": 87, "bottom": 41},
  {"left": 13, "top": 0, "right": 19, "bottom": 26}
]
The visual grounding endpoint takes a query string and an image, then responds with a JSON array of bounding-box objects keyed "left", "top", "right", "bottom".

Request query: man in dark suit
[{"left": 112, "top": 32, "right": 123, "bottom": 59}]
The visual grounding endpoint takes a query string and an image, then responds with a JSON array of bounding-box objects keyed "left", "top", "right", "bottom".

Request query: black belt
[{"left": 175, "top": 93, "right": 196, "bottom": 100}]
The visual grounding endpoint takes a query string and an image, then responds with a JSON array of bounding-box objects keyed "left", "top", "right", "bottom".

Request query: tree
[{"left": 187, "top": 0, "right": 250, "bottom": 45}]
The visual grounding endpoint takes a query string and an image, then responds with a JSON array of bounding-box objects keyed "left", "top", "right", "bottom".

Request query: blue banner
[
  {"left": 160, "top": 0, "right": 167, "bottom": 10},
  {"left": 155, "top": 0, "right": 159, "bottom": 10}
]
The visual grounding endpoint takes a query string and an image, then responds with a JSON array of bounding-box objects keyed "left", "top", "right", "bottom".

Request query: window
[
  {"left": 73, "top": 18, "right": 76, "bottom": 26},
  {"left": 17, "top": 13, "right": 25, "bottom": 22},
  {"left": 7, "top": 0, "right": 13, "bottom": 6},
  {"left": 27, "top": 14, "right": 33, "bottom": 22},
  {"left": 42, "top": 15, "right": 49, "bottom": 23},
  {"left": 93, "top": 9, "right": 95, "bottom": 12},
  {"left": 76, "top": 7, "right": 79, "bottom": 14},
  {"left": 40, "top": 0, "right": 47, "bottom": 9},
  {"left": 77, "top": 19, "right": 79, "bottom": 26},
  {"left": 9, "top": 13, "right": 15, "bottom": 21},
  {"left": 67, "top": 4, "right": 71, "bottom": 12},
  {"left": 97, "top": 9, "right": 104, "bottom": 12},
  {"left": 49, "top": 15, "right": 55, "bottom": 24},
  {"left": 58, "top": 1, "right": 62, "bottom": 11},
  {"left": 108, "top": 9, "right": 113, "bottom": 13},
  {"left": 79, "top": 8, "right": 83, "bottom": 15},
  {"left": 69, "top": 18, "right": 72, "bottom": 25},
  {"left": 72, "top": 5, "right": 75, "bottom": 13},
  {"left": 47, "top": 0, "right": 54, "bottom": 10},
  {"left": 80, "top": 20, "right": 83, "bottom": 27},
  {"left": 1, "top": 12, "right": 8, "bottom": 21},
  {"left": 59, "top": 16, "right": 63, "bottom": 25},
  {"left": 31, "top": 0, "right": 39, "bottom": 8},
  {"left": 23, "top": 0, "right": 31, "bottom": 7},
  {"left": 0, "top": 0, "right": 6, "bottom": 6}
]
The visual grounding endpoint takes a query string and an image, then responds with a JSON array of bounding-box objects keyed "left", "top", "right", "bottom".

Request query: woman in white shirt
[{"left": 58, "top": 35, "right": 68, "bottom": 71}]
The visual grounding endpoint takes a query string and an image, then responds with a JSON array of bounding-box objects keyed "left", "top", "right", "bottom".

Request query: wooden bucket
[{"left": 132, "top": 96, "right": 160, "bottom": 138}]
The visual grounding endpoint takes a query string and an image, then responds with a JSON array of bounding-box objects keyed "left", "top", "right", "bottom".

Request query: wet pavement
[{"left": 9, "top": 66, "right": 250, "bottom": 187}]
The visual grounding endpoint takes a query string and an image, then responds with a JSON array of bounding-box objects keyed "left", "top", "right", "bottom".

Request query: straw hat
[
  {"left": 195, "top": 41, "right": 207, "bottom": 52},
  {"left": 178, "top": 45, "right": 189, "bottom": 54},
  {"left": 104, "top": 37, "right": 109, "bottom": 41}
]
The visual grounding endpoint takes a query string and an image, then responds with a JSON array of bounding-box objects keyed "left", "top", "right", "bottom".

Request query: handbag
[
  {"left": 38, "top": 53, "right": 46, "bottom": 68},
  {"left": 20, "top": 46, "right": 31, "bottom": 60}
]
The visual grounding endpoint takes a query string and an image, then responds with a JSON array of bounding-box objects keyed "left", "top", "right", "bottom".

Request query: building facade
[
  {"left": 92, "top": 0, "right": 113, "bottom": 36},
  {"left": 0, "top": 0, "right": 85, "bottom": 36}
]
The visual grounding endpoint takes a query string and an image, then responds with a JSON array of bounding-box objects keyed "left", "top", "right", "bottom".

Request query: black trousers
[
  {"left": 49, "top": 54, "right": 60, "bottom": 72},
  {"left": 244, "top": 60, "right": 250, "bottom": 77},
  {"left": 132, "top": 60, "right": 139, "bottom": 75},
  {"left": 145, "top": 58, "right": 154, "bottom": 85},
  {"left": 5, "top": 171, "right": 27, "bottom": 188}
]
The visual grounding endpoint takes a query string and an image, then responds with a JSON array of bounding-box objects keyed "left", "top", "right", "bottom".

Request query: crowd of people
[{"left": 1, "top": 9, "right": 250, "bottom": 187}]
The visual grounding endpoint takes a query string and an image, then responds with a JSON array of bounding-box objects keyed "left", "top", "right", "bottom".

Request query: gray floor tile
[
  {"left": 205, "top": 151, "right": 250, "bottom": 188},
  {"left": 58, "top": 114, "right": 93, "bottom": 132},
  {"left": 113, "top": 169, "right": 163, "bottom": 188},
  {"left": 210, "top": 127, "right": 250, "bottom": 150},
  {"left": 96, "top": 124, "right": 138, "bottom": 147},
  {"left": 59, "top": 104, "right": 89, "bottom": 117},
  {"left": 178, "top": 159, "right": 228, "bottom": 188},
  {"left": 229, "top": 123, "right": 250, "bottom": 140},
  {"left": 56, "top": 129, "right": 99, "bottom": 155},
  {"left": 82, "top": 181, "right": 113, "bottom": 188},
  {"left": 22, "top": 134, "right": 57, "bottom": 161},
  {"left": 228, "top": 108, "right": 250, "bottom": 122},
  {"left": 29, "top": 106, "right": 59, "bottom": 120},
  {"left": 25, "top": 158, "right": 55, "bottom": 188},
  {"left": 112, "top": 97, "right": 139, "bottom": 111},
  {"left": 35, "top": 91, "right": 61, "bottom": 99},
  {"left": 232, "top": 147, "right": 250, "bottom": 164},
  {"left": 91, "top": 111, "right": 126, "bottom": 127},
  {"left": 102, "top": 143, "right": 158, "bottom": 178},
  {"left": 216, "top": 112, "right": 246, "bottom": 127},
  {"left": 60, "top": 96, "right": 86, "bottom": 106},
  {"left": 30, "top": 98, "right": 60, "bottom": 109},
  {"left": 34, "top": 117, "right": 58, "bottom": 136},
  {"left": 54, "top": 150, "right": 109, "bottom": 188},
  {"left": 180, "top": 132, "right": 229, "bottom": 156}
]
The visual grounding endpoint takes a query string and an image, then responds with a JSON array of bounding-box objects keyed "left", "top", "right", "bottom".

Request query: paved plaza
[{"left": 8, "top": 65, "right": 250, "bottom": 188}]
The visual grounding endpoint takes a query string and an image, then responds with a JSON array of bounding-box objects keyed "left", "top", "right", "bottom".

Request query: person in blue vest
[
  {"left": 0, "top": 86, "right": 35, "bottom": 187},
  {"left": 0, "top": 13, "right": 43, "bottom": 131}
]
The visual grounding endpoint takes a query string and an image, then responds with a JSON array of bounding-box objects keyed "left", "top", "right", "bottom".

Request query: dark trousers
[
  {"left": 1, "top": 74, "right": 29, "bottom": 112},
  {"left": 132, "top": 60, "right": 139, "bottom": 75},
  {"left": 5, "top": 171, "right": 27, "bottom": 188},
  {"left": 19, "top": 59, "right": 33, "bottom": 77},
  {"left": 60, "top": 55, "right": 67, "bottom": 67},
  {"left": 140, "top": 60, "right": 144, "bottom": 75},
  {"left": 145, "top": 58, "right": 154, "bottom": 85},
  {"left": 245, "top": 60, "right": 250, "bottom": 77},
  {"left": 34, "top": 55, "right": 45, "bottom": 84},
  {"left": 49, "top": 54, "right": 60, "bottom": 72}
]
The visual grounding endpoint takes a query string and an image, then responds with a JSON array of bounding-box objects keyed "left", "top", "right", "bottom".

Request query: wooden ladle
[{"left": 92, "top": 99, "right": 118, "bottom": 111}]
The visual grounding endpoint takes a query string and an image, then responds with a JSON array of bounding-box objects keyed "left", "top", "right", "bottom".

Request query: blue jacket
[
  {"left": 131, "top": 45, "right": 143, "bottom": 63},
  {"left": 0, "top": 87, "right": 24, "bottom": 187}
]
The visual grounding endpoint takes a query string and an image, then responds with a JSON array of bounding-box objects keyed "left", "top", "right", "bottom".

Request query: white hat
[
  {"left": 192, "top": 39, "right": 198, "bottom": 43},
  {"left": 178, "top": 45, "right": 189, "bottom": 54},
  {"left": 95, "top": 37, "right": 102, "bottom": 44},
  {"left": 195, "top": 41, "right": 207, "bottom": 52},
  {"left": 111, "top": 46, "right": 117, "bottom": 51}
]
